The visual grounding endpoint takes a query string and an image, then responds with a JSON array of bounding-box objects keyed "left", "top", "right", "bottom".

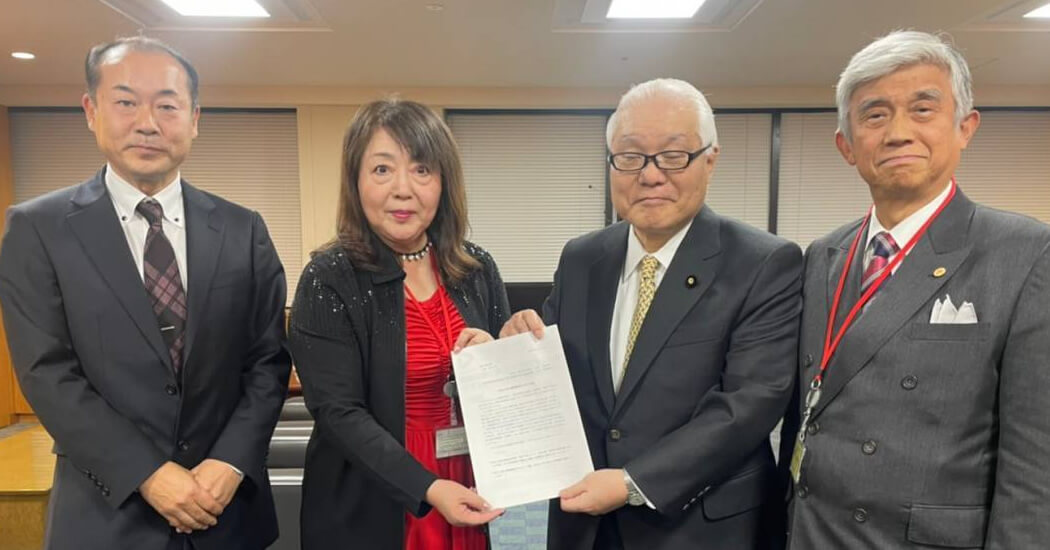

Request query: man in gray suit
[
  {"left": 781, "top": 31, "right": 1050, "bottom": 549},
  {"left": 503, "top": 78, "right": 802, "bottom": 549},
  {"left": 0, "top": 37, "right": 290, "bottom": 549}
]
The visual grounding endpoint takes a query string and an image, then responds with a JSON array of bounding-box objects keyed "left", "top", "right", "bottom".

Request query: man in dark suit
[
  {"left": 781, "top": 31, "right": 1050, "bottom": 549},
  {"left": 0, "top": 37, "right": 290, "bottom": 550},
  {"left": 501, "top": 78, "right": 802, "bottom": 550}
]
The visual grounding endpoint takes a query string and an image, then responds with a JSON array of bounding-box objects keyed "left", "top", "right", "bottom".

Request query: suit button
[
  {"left": 609, "top": 429, "right": 621, "bottom": 441},
  {"left": 803, "top": 354, "right": 814, "bottom": 368},
  {"left": 853, "top": 508, "right": 868, "bottom": 523},
  {"left": 178, "top": 440, "right": 190, "bottom": 452},
  {"left": 102, "top": 488, "right": 111, "bottom": 497},
  {"left": 901, "top": 375, "right": 918, "bottom": 390},
  {"left": 95, "top": 480, "right": 104, "bottom": 488},
  {"left": 88, "top": 473, "right": 97, "bottom": 481},
  {"left": 165, "top": 384, "right": 178, "bottom": 396},
  {"left": 796, "top": 485, "right": 809, "bottom": 499},
  {"left": 806, "top": 422, "right": 820, "bottom": 435},
  {"left": 862, "top": 440, "right": 877, "bottom": 455}
]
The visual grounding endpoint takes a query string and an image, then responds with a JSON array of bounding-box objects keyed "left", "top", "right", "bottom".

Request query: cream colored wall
[
  {"left": 296, "top": 105, "right": 359, "bottom": 261},
  {"left": 3, "top": 83, "right": 1050, "bottom": 109}
]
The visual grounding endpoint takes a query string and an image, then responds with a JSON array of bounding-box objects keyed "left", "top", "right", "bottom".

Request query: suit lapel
[
  {"left": 612, "top": 208, "right": 722, "bottom": 419},
  {"left": 66, "top": 169, "right": 172, "bottom": 370},
  {"left": 586, "top": 224, "right": 627, "bottom": 416},
  {"left": 826, "top": 218, "right": 866, "bottom": 326},
  {"left": 181, "top": 182, "right": 224, "bottom": 367},
  {"left": 813, "top": 191, "right": 976, "bottom": 418}
]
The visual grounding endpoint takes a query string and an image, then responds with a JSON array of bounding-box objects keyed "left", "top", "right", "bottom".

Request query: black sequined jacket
[{"left": 289, "top": 241, "right": 510, "bottom": 549}]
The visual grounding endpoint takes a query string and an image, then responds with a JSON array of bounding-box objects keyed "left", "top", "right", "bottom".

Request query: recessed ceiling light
[
  {"left": 607, "top": 0, "right": 706, "bottom": 19},
  {"left": 11, "top": 51, "right": 36, "bottom": 60},
  {"left": 1023, "top": 3, "right": 1050, "bottom": 18},
  {"left": 159, "top": 0, "right": 270, "bottom": 17},
  {"left": 426, "top": 3, "right": 445, "bottom": 12}
]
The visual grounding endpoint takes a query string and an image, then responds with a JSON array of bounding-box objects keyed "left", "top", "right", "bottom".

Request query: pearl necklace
[{"left": 398, "top": 241, "right": 432, "bottom": 262}]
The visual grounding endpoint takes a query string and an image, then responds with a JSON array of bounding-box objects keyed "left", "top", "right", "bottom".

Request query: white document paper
[{"left": 451, "top": 325, "right": 594, "bottom": 508}]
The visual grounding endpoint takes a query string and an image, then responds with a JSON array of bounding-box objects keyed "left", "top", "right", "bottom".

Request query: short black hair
[{"left": 85, "top": 36, "right": 200, "bottom": 107}]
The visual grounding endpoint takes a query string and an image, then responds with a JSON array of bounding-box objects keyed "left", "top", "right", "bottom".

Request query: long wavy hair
[{"left": 324, "top": 98, "right": 479, "bottom": 283}]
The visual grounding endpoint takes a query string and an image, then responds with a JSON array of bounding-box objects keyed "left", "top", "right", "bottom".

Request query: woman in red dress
[{"left": 290, "top": 99, "right": 510, "bottom": 550}]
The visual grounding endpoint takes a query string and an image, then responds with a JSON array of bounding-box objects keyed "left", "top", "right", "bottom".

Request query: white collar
[
  {"left": 105, "top": 164, "right": 185, "bottom": 228},
  {"left": 867, "top": 181, "right": 952, "bottom": 251},
  {"left": 622, "top": 219, "right": 694, "bottom": 282}
]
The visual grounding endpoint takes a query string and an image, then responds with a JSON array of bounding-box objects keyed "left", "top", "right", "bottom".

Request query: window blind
[{"left": 9, "top": 109, "right": 303, "bottom": 302}]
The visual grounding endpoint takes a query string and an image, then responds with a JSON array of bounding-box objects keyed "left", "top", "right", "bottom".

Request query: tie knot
[
  {"left": 871, "top": 231, "right": 899, "bottom": 259},
  {"left": 639, "top": 255, "right": 659, "bottom": 281},
  {"left": 137, "top": 198, "right": 164, "bottom": 225}
]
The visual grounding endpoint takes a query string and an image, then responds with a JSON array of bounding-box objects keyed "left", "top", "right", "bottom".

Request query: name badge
[
  {"left": 789, "top": 440, "right": 806, "bottom": 484},
  {"left": 435, "top": 427, "right": 470, "bottom": 458}
]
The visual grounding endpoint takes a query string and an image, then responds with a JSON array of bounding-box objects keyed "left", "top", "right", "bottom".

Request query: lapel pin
[
  {"left": 932, "top": 267, "right": 947, "bottom": 278},
  {"left": 686, "top": 275, "right": 697, "bottom": 288}
]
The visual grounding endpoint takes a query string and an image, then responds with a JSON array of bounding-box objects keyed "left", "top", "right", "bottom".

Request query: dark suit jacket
[
  {"left": 288, "top": 243, "right": 510, "bottom": 550},
  {"left": 781, "top": 189, "right": 1050, "bottom": 549},
  {"left": 543, "top": 206, "right": 802, "bottom": 550},
  {"left": 0, "top": 168, "right": 291, "bottom": 550}
]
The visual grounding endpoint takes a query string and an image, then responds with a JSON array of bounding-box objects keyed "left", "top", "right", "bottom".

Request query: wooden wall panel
[{"left": 0, "top": 107, "right": 16, "bottom": 426}]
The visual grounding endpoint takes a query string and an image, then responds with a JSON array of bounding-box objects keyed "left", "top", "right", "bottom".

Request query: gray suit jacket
[
  {"left": 782, "top": 189, "right": 1050, "bottom": 549},
  {"left": 544, "top": 206, "right": 802, "bottom": 550},
  {"left": 0, "top": 168, "right": 291, "bottom": 550}
]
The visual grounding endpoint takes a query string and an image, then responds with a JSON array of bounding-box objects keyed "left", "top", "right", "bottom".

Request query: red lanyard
[
  {"left": 403, "top": 255, "right": 456, "bottom": 357},
  {"left": 814, "top": 178, "right": 957, "bottom": 387}
]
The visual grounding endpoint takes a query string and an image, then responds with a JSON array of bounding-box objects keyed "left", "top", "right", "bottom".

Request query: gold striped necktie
[{"left": 620, "top": 255, "right": 659, "bottom": 390}]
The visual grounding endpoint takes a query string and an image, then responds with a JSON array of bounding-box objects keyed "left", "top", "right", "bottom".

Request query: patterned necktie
[
  {"left": 621, "top": 255, "right": 660, "bottom": 389},
  {"left": 861, "top": 231, "right": 900, "bottom": 294},
  {"left": 137, "top": 198, "right": 187, "bottom": 375}
]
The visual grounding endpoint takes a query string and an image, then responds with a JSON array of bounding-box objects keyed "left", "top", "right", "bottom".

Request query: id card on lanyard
[
  {"left": 790, "top": 179, "right": 957, "bottom": 484},
  {"left": 404, "top": 259, "right": 470, "bottom": 459}
]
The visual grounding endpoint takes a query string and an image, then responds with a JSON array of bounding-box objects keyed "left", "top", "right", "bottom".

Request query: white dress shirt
[
  {"left": 864, "top": 181, "right": 953, "bottom": 275},
  {"left": 104, "top": 164, "right": 188, "bottom": 290}
]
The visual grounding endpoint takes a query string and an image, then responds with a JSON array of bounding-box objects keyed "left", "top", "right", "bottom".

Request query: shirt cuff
[
  {"left": 623, "top": 469, "right": 656, "bottom": 510},
  {"left": 219, "top": 460, "right": 244, "bottom": 478}
]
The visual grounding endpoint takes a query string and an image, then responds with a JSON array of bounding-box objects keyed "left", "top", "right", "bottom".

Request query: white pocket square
[{"left": 930, "top": 294, "right": 978, "bottom": 324}]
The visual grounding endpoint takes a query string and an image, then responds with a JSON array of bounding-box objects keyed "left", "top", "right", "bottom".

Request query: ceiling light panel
[
  {"left": 1023, "top": 3, "right": 1050, "bottom": 18},
  {"left": 606, "top": 0, "right": 706, "bottom": 19},
  {"left": 159, "top": 0, "right": 270, "bottom": 17}
]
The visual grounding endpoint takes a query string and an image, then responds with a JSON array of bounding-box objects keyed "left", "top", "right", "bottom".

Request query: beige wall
[
  {"left": 3, "top": 83, "right": 1050, "bottom": 110},
  {"left": 296, "top": 105, "right": 359, "bottom": 260}
]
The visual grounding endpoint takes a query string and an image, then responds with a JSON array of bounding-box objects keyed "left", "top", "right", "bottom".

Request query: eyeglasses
[{"left": 608, "top": 144, "right": 713, "bottom": 173}]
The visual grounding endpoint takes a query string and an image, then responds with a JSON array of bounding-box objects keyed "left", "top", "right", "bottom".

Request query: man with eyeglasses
[{"left": 501, "top": 78, "right": 801, "bottom": 550}]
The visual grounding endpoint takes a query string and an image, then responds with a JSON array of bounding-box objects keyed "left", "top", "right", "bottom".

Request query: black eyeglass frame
[{"left": 607, "top": 143, "right": 714, "bottom": 173}]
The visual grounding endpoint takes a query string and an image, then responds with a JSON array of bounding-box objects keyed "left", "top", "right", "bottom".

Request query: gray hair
[
  {"left": 836, "top": 30, "right": 973, "bottom": 141},
  {"left": 606, "top": 78, "right": 719, "bottom": 151},
  {"left": 85, "top": 36, "right": 200, "bottom": 108}
]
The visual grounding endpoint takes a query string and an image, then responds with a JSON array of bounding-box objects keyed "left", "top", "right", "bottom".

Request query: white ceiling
[{"left": 1, "top": 0, "right": 1049, "bottom": 89}]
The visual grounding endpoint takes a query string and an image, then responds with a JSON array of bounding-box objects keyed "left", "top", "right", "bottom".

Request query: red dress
[{"left": 403, "top": 284, "right": 487, "bottom": 550}]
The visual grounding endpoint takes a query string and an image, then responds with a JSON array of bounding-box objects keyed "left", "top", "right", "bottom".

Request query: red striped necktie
[{"left": 861, "top": 231, "right": 900, "bottom": 294}]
